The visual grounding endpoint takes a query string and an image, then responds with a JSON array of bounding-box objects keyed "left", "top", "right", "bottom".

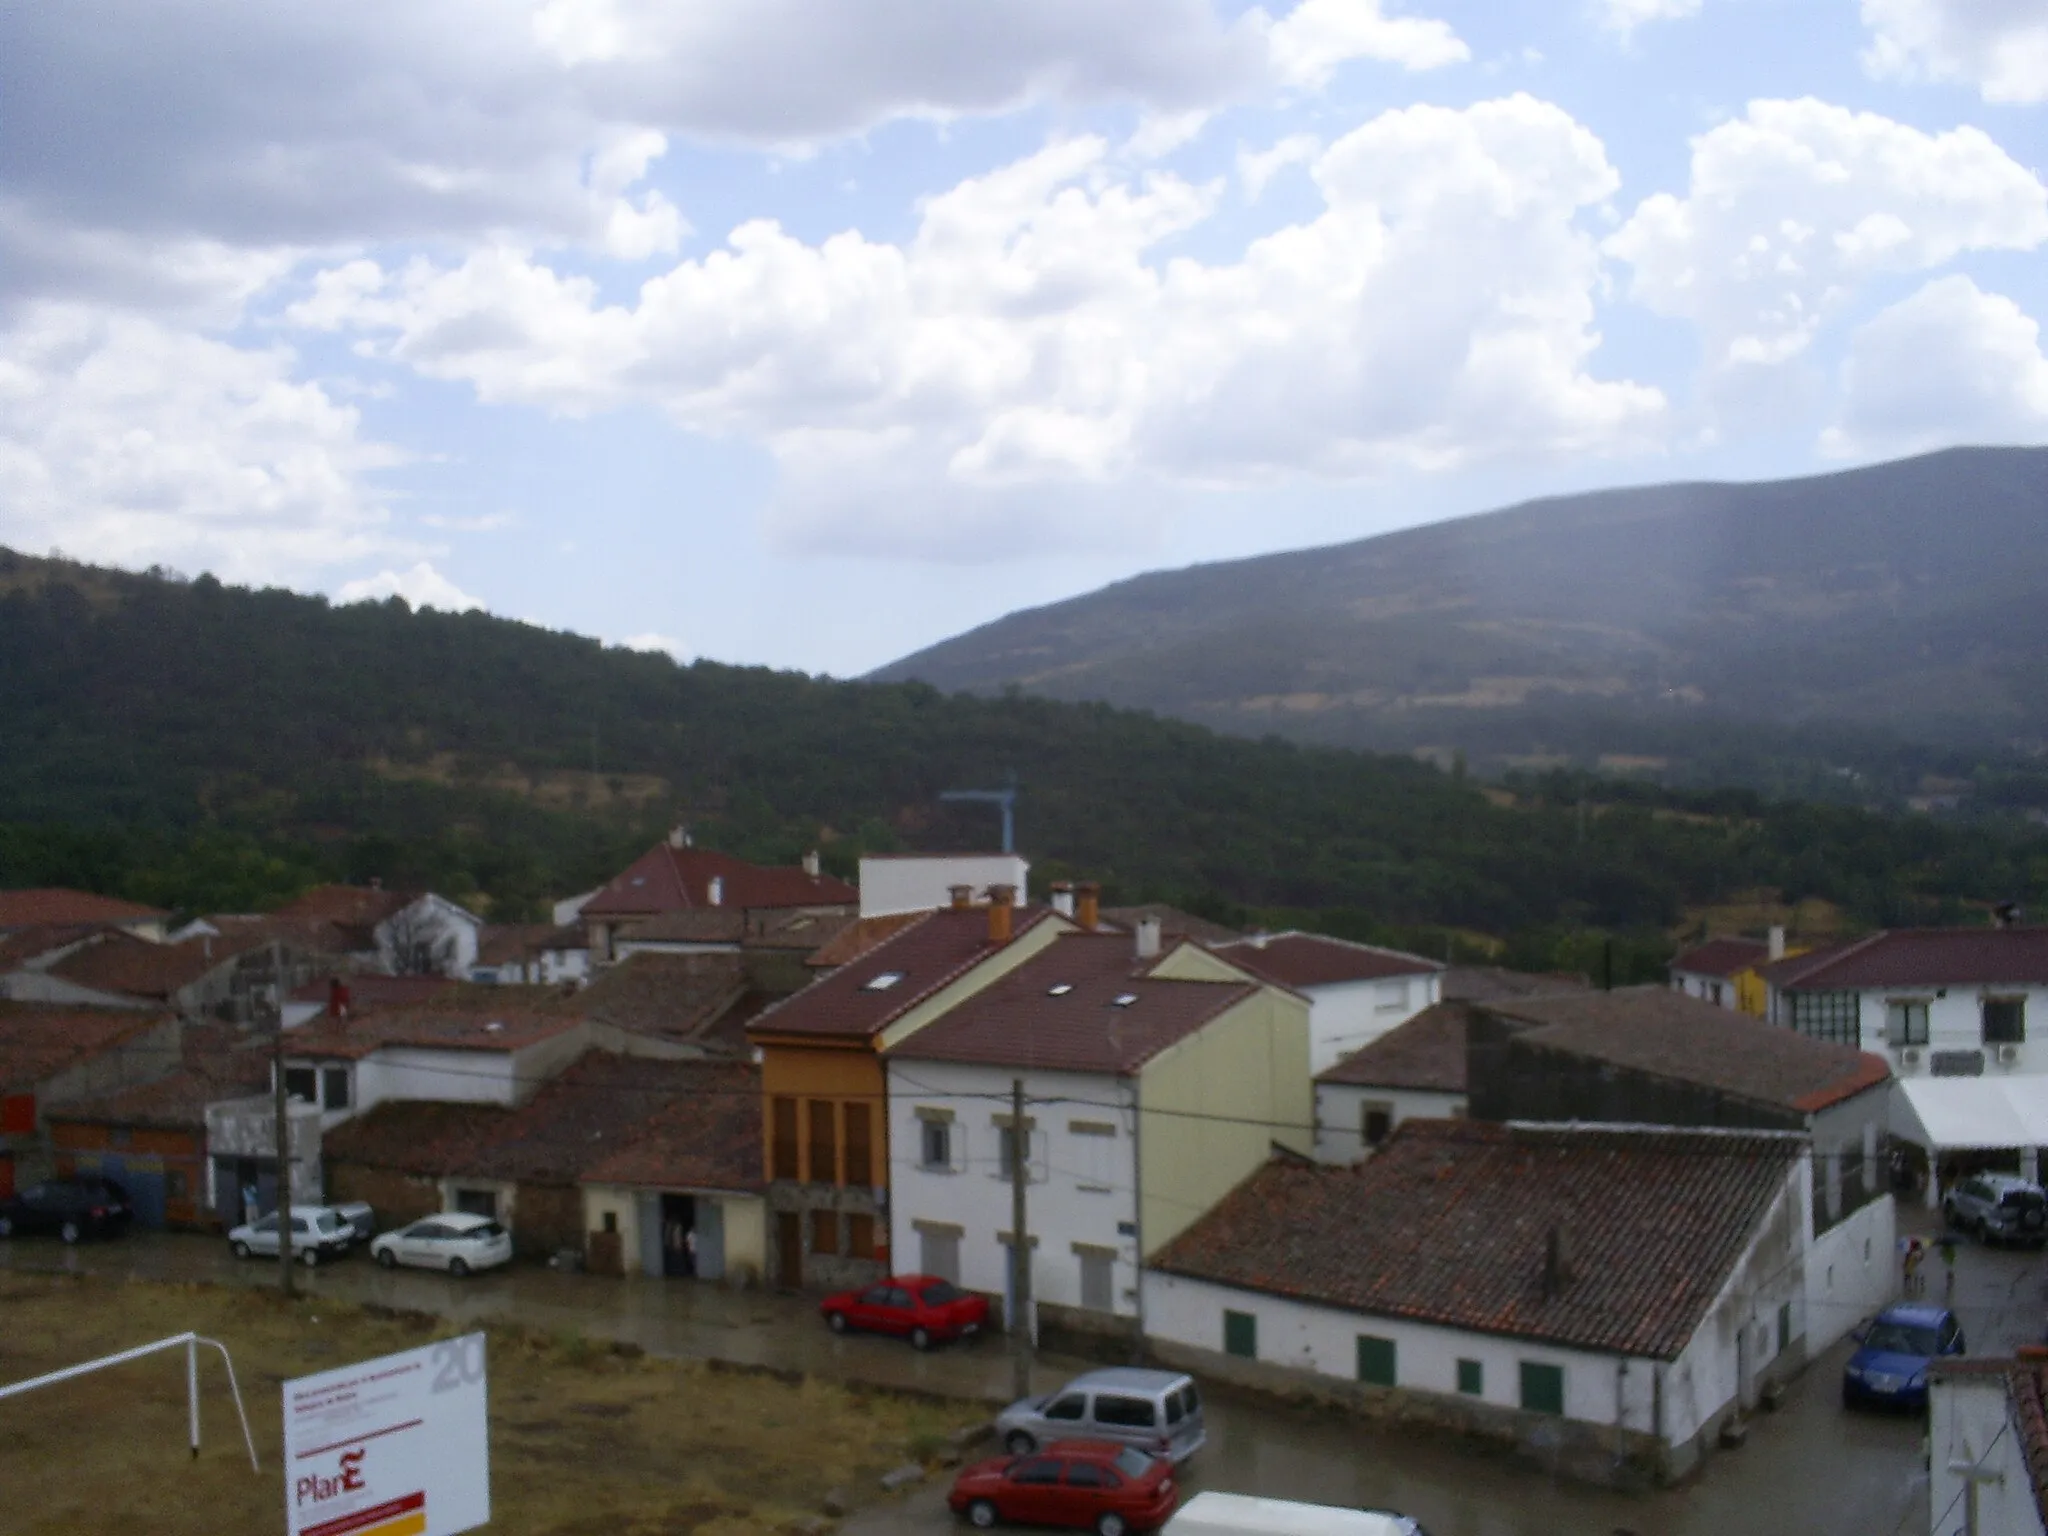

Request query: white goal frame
[{"left": 0, "top": 1332, "right": 260, "bottom": 1470}]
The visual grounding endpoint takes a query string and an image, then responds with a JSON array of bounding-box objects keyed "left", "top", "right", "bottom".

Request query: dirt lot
[{"left": 0, "top": 1272, "right": 981, "bottom": 1535}]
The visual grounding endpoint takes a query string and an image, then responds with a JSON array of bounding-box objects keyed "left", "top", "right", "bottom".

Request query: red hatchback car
[
  {"left": 948, "top": 1441, "right": 1177, "bottom": 1535},
  {"left": 820, "top": 1273, "right": 989, "bottom": 1349}
]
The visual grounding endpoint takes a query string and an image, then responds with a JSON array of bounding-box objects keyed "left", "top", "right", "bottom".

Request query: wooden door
[{"left": 776, "top": 1212, "right": 803, "bottom": 1289}]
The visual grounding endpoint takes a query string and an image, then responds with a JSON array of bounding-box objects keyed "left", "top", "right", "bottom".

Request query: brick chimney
[
  {"left": 1076, "top": 881, "right": 1100, "bottom": 932},
  {"left": 987, "top": 884, "right": 1016, "bottom": 945},
  {"left": 1049, "top": 881, "right": 1076, "bottom": 919},
  {"left": 949, "top": 884, "right": 974, "bottom": 911}
]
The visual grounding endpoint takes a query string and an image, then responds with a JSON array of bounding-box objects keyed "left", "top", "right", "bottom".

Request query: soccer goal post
[{"left": 0, "top": 1332, "right": 260, "bottom": 1470}]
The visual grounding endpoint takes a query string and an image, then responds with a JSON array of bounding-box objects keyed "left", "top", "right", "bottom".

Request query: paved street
[{"left": 8, "top": 1223, "right": 2045, "bottom": 1535}]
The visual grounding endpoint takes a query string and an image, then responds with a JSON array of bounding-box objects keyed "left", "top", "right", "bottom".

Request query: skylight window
[
  {"left": 1047, "top": 983, "right": 1074, "bottom": 996},
  {"left": 863, "top": 972, "right": 905, "bottom": 992},
  {"left": 1112, "top": 993, "right": 1138, "bottom": 1008}
]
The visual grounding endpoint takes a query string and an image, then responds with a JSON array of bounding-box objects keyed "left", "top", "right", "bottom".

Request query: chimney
[
  {"left": 1542, "top": 1223, "right": 1576, "bottom": 1299},
  {"left": 328, "top": 977, "right": 350, "bottom": 1020},
  {"left": 1076, "top": 881, "right": 1100, "bottom": 932},
  {"left": 1995, "top": 901, "right": 2023, "bottom": 930},
  {"left": 987, "top": 884, "right": 1016, "bottom": 946},
  {"left": 802, "top": 849, "right": 821, "bottom": 879},
  {"left": 1135, "top": 916, "right": 1162, "bottom": 961},
  {"left": 1049, "top": 881, "right": 1076, "bottom": 919},
  {"left": 707, "top": 875, "right": 724, "bottom": 907},
  {"left": 949, "top": 884, "right": 974, "bottom": 911},
  {"left": 1252, "top": 930, "right": 1269, "bottom": 950},
  {"left": 1768, "top": 924, "right": 1786, "bottom": 961},
  {"left": 669, "top": 824, "right": 689, "bottom": 849}
]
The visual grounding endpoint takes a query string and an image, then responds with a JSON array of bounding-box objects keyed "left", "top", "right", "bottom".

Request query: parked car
[
  {"left": 1944, "top": 1173, "right": 2048, "bottom": 1247},
  {"left": 369, "top": 1212, "right": 513, "bottom": 1277},
  {"left": 949, "top": 1440, "right": 1177, "bottom": 1535},
  {"left": 334, "top": 1201, "right": 376, "bottom": 1244},
  {"left": 0, "top": 1176, "right": 134, "bottom": 1243},
  {"left": 998, "top": 1369, "right": 1207, "bottom": 1464},
  {"left": 820, "top": 1274, "right": 990, "bottom": 1348},
  {"left": 228, "top": 1205, "right": 357, "bottom": 1266},
  {"left": 1842, "top": 1302, "right": 1966, "bottom": 1410},
  {"left": 1163, "top": 1492, "right": 1428, "bottom": 1535}
]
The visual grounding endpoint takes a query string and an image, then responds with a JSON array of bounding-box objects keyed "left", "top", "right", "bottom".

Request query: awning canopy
[{"left": 1894, "top": 1077, "right": 2048, "bottom": 1151}]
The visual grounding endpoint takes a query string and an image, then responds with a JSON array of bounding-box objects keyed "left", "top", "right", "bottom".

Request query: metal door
[
  {"left": 637, "top": 1193, "right": 664, "bottom": 1277},
  {"left": 695, "top": 1199, "right": 726, "bottom": 1281},
  {"left": 920, "top": 1228, "right": 960, "bottom": 1284},
  {"left": 1080, "top": 1250, "right": 1113, "bottom": 1313}
]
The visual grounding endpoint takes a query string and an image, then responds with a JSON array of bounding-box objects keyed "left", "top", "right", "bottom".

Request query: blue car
[{"left": 1842, "top": 1303, "right": 1965, "bottom": 1410}]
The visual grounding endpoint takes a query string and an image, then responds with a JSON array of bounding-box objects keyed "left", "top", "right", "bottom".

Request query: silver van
[{"left": 997, "top": 1368, "right": 1206, "bottom": 1463}]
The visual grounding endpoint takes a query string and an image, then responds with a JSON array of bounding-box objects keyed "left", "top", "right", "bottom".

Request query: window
[
  {"left": 920, "top": 1119, "right": 953, "bottom": 1171},
  {"left": 811, "top": 1210, "right": 839, "bottom": 1254},
  {"left": 1985, "top": 997, "right": 2027, "bottom": 1045},
  {"left": 1079, "top": 1249, "right": 1114, "bottom": 1313},
  {"left": 282, "top": 1066, "right": 317, "bottom": 1103},
  {"left": 918, "top": 1227, "right": 960, "bottom": 1283},
  {"left": 1375, "top": 979, "right": 1409, "bottom": 1013},
  {"left": 1519, "top": 1361, "right": 1564, "bottom": 1416},
  {"left": 1093, "top": 1395, "right": 1157, "bottom": 1429},
  {"left": 807, "top": 1100, "right": 838, "bottom": 1185},
  {"left": 1885, "top": 1000, "right": 1930, "bottom": 1047},
  {"left": 1456, "top": 1358, "right": 1483, "bottom": 1397},
  {"left": 1362, "top": 1105, "right": 1393, "bottom": 1147},
  {"left": 1223, "top": 1309, "right": 1257, "bottom": 1359},
  {"left": 454, "top": 1189, "right": 497, "bottom": 1219},
  {"left": 321, "top": 1067, "right": 350, "bottom": 1111},
  {"left": 1709, "top": 982, "right": 1724, "bottom": 1005},
  {"left": 860, "top": 1285, "right": 892, "bottom": 1305},
  {"left": 847, "top": 1213, "right": 875, "bottom": 1260},
  {"left": 1072, "top": 1120, "right": 1116, "bottom": 1191},
  {"left": 1066, "top": 1464, "right": 1110, "bottom": 1489},
  {"left": 921, "top": 1281, "right": 964, "bottom": 1305},
  {"left": 1790, "top": 991, "right": 1859, "bottom": 1046},
  {"left": 844, "top": 1102, "right": 873, "bottom": 1187},
  {"left": 601, "top": 1211, "right": 617, "bottom": 1233},
  {"left": 861, "top": 971, "right": 903, "bottom": 992},
  {"left": 1355, "top": 1334, "right": 1396, "bottom": 1387},
  {"left": 771, "top": 1097, "right": 799, "bottom": 1180},
  {"left": 997, "top": 1121, "right": 1036, "bottom": 1181},
  {"left": 1010, "top": 1459, "right": 1063, "bottom": 1486},
  {"left": 1044, "top": 1394, "right": 1087, "bottom": 1422}
]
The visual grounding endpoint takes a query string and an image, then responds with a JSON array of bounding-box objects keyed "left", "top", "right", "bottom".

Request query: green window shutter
[
  {"left": 1519, "top": 1361, "right": 1564, "bottom": 1415},
  {"left": 1355, "top": 1334, "right": 1396, "bottom": 1386},
  {"left": 1456, "top": 1358, "right": 1483, "bottom": 1397},
  {"left": 1223, "top": 1310, "right": 1257, "bottom": 1360}
]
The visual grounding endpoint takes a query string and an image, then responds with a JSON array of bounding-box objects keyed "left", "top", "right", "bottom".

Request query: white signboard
[{"left": 283, "top": 1334, "right": 489, "bottom": 1536}]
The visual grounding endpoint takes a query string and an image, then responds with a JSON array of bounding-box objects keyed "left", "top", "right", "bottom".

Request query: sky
[{"left": 3, "top": 0, "right": 2045, "bottom": 677}]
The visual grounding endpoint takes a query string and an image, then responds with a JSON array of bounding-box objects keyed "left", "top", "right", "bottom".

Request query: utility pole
[
  {"left": 1009, "top": 1078, "right": 1032, "bottom": 1401},
  {"left": 1947, "top": 1452, "right": 2003, "bottom": 1536},
  {"left": 269, "top": 942, "right": 295, "bottom": 1297}
]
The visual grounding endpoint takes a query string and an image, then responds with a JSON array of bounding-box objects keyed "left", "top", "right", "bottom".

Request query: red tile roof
[
  {"left": 0, "top": 1004, "right": 176, "bottom": 1093},
  {"left": 285, "top": 1003, "right": 585, "bottom": 1061},
  {"left": 0, "top": 889, "right": 167, "bottom": 930},
  {"left": 48, "top": 930, "right": 266, "bottom": 1001},
  {"left": 474, "top": 923, "right": 585, "bottom": 966},
  {"left": 1769, "top": 928, "right": 2048, "bottom": 991},
  {"left": 1484, "top": 987, "right": 1891, "bottom": 1115},
  {"left": 1101, "top": 905, "right": 1244, "bottom": 946},
  {"left": 1211, "top": 933, "right": 1442, "bottom": 990},
  {"left": 805, "top": 912, "right": 925, "bottom": 969},
  {"left": 1439, "top": 966, "right": 1590, "bottom": 1003},
  {"left": 1670, "top": 938, "right": 1772, "bottom": 979},
  {"left": 582, "top": 843, "right": 855, "bottom": 920},
  {"left": 616, "top": 909, "right": 747, "bottom": 945},
  {"left": 888, "top": 933, "right": 1255, "bottom": 1076},
  {"left": 47, "top": 1039, "right": 271, "bottom": 1131},
  {"left": 1315, "top": 1002, "right": 1470, "bottom": 1091},
  {"left": 581, "top": 1060, "right": 764, "bottom": 1193},
  {"left": 271, "top": 884, "right": 415, "bottom": 932},
  {"left": 1152, "top": 1120, "right": 1805, "bottom": 1359},
  {"left": 287, "top": 974, "right": 460, "bottom": 1015},
  {"left": 577, "top": 952, "right": 752, "bottom": 1053},
  {"left": 0, "top": 924, "right": 107, "bottom": 971},
  {"left": 749, "top": 906, "right": 1058, "bottom": 1042}
]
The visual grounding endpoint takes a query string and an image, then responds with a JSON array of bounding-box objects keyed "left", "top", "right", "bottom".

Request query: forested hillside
[{"left": 3, "top": 549, "right": 2044, "bottom": 976}]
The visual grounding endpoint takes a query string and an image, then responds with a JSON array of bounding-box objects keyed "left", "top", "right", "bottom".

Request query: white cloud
[
  {"left": 1237, "top": 134, "right": 1322, "bottom": 200},
  {"left": 1607, "top": 99, "right": 2048, "bottom": 373},
  {"left": 293, "top": 97, "right": 1662, "bottom": 559},
  {"left": 1824, "top": 275, "right": 2048, "bottom": 457},
  {"left": 1862, "top": 0, "right": 2048, "bottom": 104},
  {"left": 1258, "top": 0, "right": 1469, "bottom": 87},
  {"left": 616, "top": 631, "right": 691, "bottom": 660},
  {"left": 337, "top": 561, "right": 484, "bottom": 611},
  {"left": 0, "top": 303, "right": 405, "bottom": 582},
  {"left": 1594, "top": 0, "right": 1702, "bottom": 38}
]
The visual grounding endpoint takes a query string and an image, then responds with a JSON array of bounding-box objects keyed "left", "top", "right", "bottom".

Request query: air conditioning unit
[
  {"left": 1900, "top": 1047, "right": 1923, "bottom": 1066},
  {"left": 1998, "top": 1044, "right": 2021, "bottom": 1066}
]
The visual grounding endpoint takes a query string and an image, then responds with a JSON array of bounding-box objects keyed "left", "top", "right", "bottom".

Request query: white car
[
  {"left": 369, "top": 1212, "right": 513, "bottom": 1277},
  {"left": 228, "top": 1206, "right": 357, "bottom": 1266}
]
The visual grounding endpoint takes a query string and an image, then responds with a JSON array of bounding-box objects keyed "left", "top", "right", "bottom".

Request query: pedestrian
[
  {"left": 1938, "top": 1236, "right": 1958, "bottom": 1299},
  {"left": 1903, "top": 1237, "right": 1926, "bottom": 1299},
  {"left": 683, "top": 1226, "right": 698, "bottom": 1278}
]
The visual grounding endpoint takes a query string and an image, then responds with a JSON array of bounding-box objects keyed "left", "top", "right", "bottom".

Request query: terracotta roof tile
[
  {"left": 1670, "top": 938, "right": 1773, "bottom": 979},
  {"left": 1439, "top": 966, "right": 1590, "bottom": 1003},
  {"left": 617, "top": 909, "right": 747, "bottom": 945},
  {"left": 1772, "top": 928, "right": 2048, "bottom": 991},
  {"left": 474, "top": 923, "right": 585, "bottom": 966},
  {"left": 271, "top": 884, "right": 416, "bottom": 931},
  {"left": 1211, "top": 933, "right": 1442, "bottom": 990},
  {"left": 888, "top": 933, "right": 1255, "bottom": 1076},
  {"left": 48, "top": 1046, "right": 271, "bottom": 1131},
  {"left": 1152, "top": 1120, "right": 1804, "bottom": 1359},
  {"left": 0, "top": 1004, "right": 176, "bottom": 1093},
  {"left": 1483, "top": 987, "right": 1892, "bottom": 1114},
  {"left": 582, "top": 844, "right": 855, "bottom": 920},
  {"left": 0, "top": 889, "right": 167, "bottom": 930},
  {"left": 806, "top": 912, "right": 924, "bottom": 969},
  {"left": 49, "top": 930, "right": 266, "bottom": 1000},
  {"left": 1316, "top": 1002, "right": 1470, "bottom": 1091},
  {"left": 285, "top": 1002, "right": 585, "bottom": 1061},
  {"left": 581, "top": 1061, "right": 763, "bottom": 1192},
  {"left": 1101, "top": 905, "right": 1244, "bottom": 945},
  {"left": 287, "top": 974, "right": 462, "bottom": 1016},
  {"left": 577, "top": 952, "right": 751, "bottom": 1052}
]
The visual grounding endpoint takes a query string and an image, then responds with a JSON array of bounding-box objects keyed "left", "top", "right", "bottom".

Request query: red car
[
  {"left": 948, "top": 1440, "right": 1177, "bottom": 1535},
  {"left": 819, "top": 1273, "right": 989, "bottom": 1349}
]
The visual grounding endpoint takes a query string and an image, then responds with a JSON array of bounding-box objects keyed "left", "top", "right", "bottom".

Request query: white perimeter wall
[
  {"left": 1313, "top": 1084, "right": 1464, "bottom": 1164},
  {"left": 887, "top": 1059, "right": 1140, "bottom": 1317},
  {"left": 1806, "top": 1195, "right": 1896, "bottom": 1354},
  {"left": 860, "top": 855, "right": 1030, "bottom": 918},
  {"left": 1304, "top": 974, "right": 1440, "bottom": 1074},
  {"left": 1142, "top": 1272, "right": 1659, "bottom": 1432},
  {"left": 1930, "top": 1374, "right": 2048, "bottom": 1536}
]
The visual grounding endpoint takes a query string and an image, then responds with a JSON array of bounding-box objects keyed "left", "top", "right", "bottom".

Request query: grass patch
[{"left": 0, "top": 1273, "right": 978, "bottom": 1534}]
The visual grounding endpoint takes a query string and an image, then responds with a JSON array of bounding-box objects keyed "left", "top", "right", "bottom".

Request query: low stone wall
[{"left": 1141, "top": 1335, "right": 1669, "bottom": 1491}]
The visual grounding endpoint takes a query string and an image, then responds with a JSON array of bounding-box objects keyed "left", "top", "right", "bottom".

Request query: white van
[{"left": 1162, "top": 1492, "right": 1427, "bottom": 1536}]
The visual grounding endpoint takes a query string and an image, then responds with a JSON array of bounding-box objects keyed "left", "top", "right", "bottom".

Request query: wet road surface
[{"left": 9, "top": 1221, "right": 2044, "bottom": 1535}]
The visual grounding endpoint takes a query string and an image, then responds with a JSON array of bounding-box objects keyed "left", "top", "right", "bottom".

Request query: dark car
[
  {"left": 820, "top": 1273, "right": 990, "bottom": 1349},
  {"left": 1842, "top": 1303, "right": 1965, "bottom": 1410},
  {"left": 949, "top": 1441, "right": 1177, "bottom": 1536},
  {"left": 0, "top": 1176, "right": 134, "bottom": 1243},
  {"left": 1944, "top": 1173, "right": 2048, "bottom": 1247}
]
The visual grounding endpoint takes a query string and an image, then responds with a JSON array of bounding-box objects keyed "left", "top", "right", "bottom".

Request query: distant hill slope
[
  {"left": 0, "top": 544, "right": 2042, "bottom": 946},
  {"left": 872, "top": 447, "right": 2048, "bottom": 783}
]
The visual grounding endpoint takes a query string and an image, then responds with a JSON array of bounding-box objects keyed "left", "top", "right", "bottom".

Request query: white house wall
[
  {"left": 1313, "top": 1084, "right": 1465, "bottom": 1164},
  {"left": 1774, "top": 984, "right": 2048, "bottom": 1078},
  {"left": 1302, "top": 974, "right": 1440, "bottom": 1074},
  {"left": 352, "top": 1047, "right": 520, "bottom": 1115},
  {"left": 1930, "top": 1374, "right": 2048, "bottom": 1536},
  {"left": 886, "top": 1060, "right": 1141, "bottom": 1320},
  {"left": 859, "top": 855, "right": 1031, "bottom": 919},
  {"left": 1806, "top": 1195, "right": 1896, "bottom": 1354}
]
